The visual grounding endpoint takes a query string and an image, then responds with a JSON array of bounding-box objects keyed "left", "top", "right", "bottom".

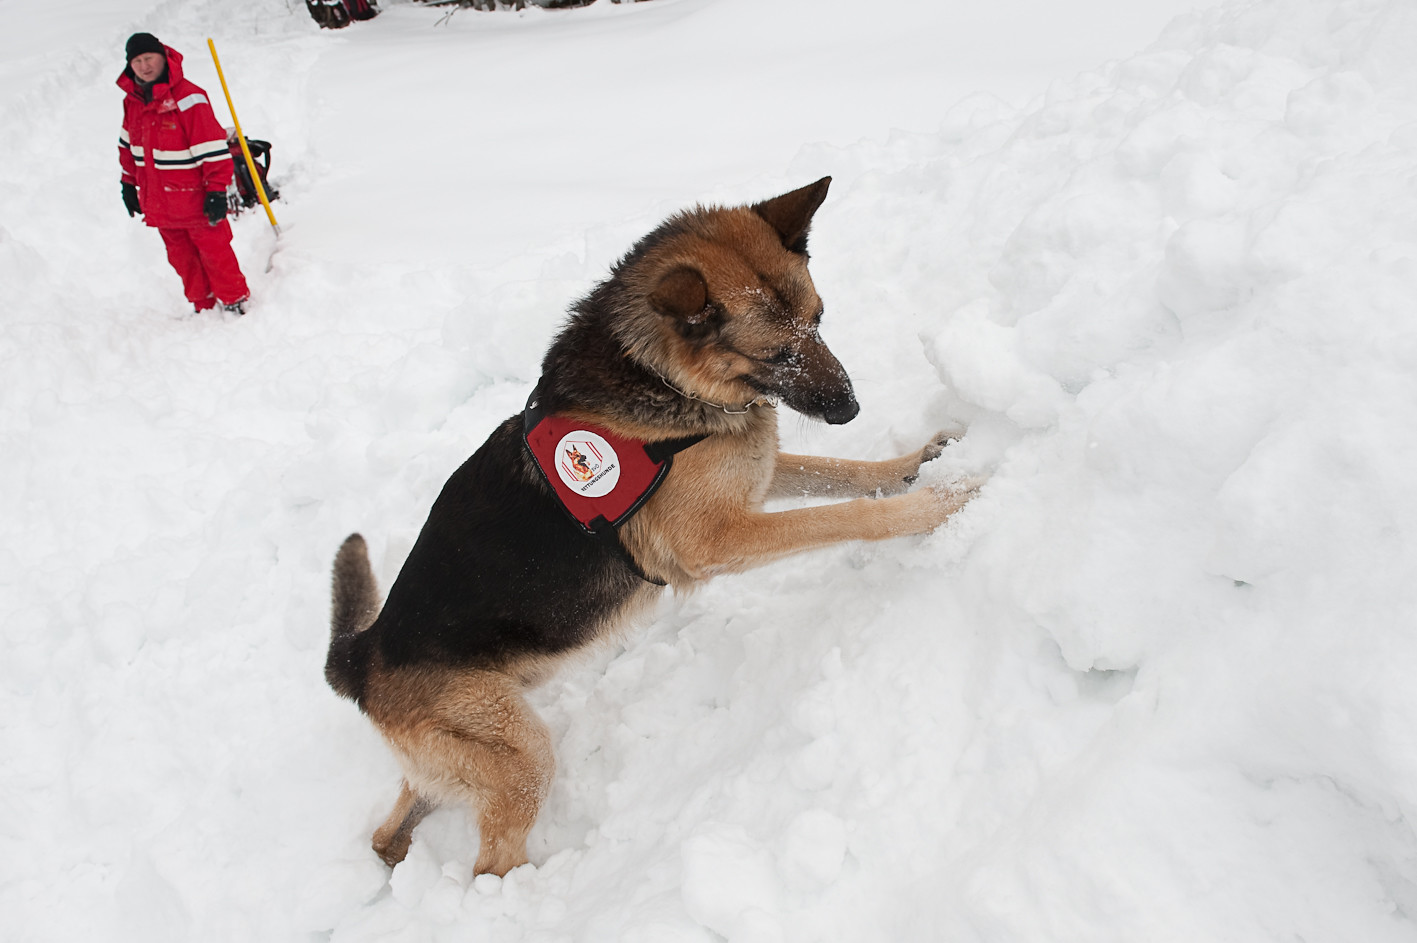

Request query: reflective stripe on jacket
[{"left": 118, "top": 46, "right": 234, "bottom": 228}]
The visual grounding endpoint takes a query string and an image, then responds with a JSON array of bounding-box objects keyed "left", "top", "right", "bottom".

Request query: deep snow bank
[
  {"left": 4, "top": 0, "right": 1417, "bottom": 941},
  {"left": 314, "top": 1, "right": 1417, "bottom": 939}
]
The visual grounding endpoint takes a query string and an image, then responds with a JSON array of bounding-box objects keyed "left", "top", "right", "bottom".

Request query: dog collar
[
  {"left": 522, "top": 385, "right": 707, "bottom": 584},
  {"left": 655, "top": 370, "right": 776, "bottom": 415}
]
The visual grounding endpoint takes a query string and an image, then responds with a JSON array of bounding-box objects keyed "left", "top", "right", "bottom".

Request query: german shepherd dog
[{"left": 325, "top": 177, "right": 981, "bottom": 876}]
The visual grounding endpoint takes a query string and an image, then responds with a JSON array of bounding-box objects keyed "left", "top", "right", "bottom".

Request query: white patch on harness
[{"left": 555, "top": 431, "right": 621, "bottom": 497}]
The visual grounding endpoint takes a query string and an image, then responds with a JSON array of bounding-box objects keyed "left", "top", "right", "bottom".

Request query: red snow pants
[{"left": 157, "top": 221, "right": 250, "bottom": 310}]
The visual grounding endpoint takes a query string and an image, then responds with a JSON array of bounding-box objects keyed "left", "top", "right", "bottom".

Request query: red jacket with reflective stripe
[{"left": 117, "top": 46, "right": 233, "bottom": 228}]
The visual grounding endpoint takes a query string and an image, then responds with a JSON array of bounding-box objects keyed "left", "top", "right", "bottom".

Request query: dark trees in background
[
  {"left": 419, "top": 0, "right": 651, "bottom": 10},
  {"left": 305, "top": 0, "right": 653, "bottom": 27}
]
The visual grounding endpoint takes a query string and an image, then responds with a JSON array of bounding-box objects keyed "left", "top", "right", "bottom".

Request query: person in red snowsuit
[{"left": 118, "top": 33, "right": 250, "bottom": 315}]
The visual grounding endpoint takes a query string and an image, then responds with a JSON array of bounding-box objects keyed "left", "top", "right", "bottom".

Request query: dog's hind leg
[
  {"left": 452, "top": 674, "right": 555, "bottom": 877},
  {"left": 376, "top": 669, "right": 555, "bottom": 876},
  {"left": 371, "top": 780, "right": 433, "bottom": 867}
]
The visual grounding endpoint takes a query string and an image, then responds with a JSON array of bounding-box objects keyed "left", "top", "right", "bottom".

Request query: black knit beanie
[{"left": 125, "top": 33, "right": 166, "bottom": 63}]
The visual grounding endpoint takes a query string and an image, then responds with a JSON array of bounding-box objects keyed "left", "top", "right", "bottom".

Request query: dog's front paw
[
  {"left": 901, "top": 426, "right": 966, "bottom": 487},
  {"left": 922, "top": 475, "right": 987, "bottom": 528},
  {"left": 920, "top": 425, "right": 966, "bottom": 464}
]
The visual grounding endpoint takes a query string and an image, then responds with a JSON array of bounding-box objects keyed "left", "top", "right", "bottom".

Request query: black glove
[
  {"left": 204, "top": 191, "right": 228, "bottom": 225},
  {"left": 122, "top": 182, "right": 141, "bottom": 217}
]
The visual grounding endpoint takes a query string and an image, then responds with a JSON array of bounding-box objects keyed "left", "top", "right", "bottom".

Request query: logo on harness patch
[{"left": 555, "top": 431, "right": 621, "bottom": 497}]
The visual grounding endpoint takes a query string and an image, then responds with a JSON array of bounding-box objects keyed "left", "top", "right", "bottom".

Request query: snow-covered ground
[{"left": 5, "top": 0, "right": 1417, "bottom": 940}]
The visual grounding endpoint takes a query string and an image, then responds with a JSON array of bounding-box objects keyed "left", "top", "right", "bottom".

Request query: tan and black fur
[{"left": 326, "top": 177, "right": 981, "bottom": 876}]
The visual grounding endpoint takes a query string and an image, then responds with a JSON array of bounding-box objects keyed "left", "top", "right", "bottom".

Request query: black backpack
[
  {"left": 226, "top": 137, "right": 280, "bottom": 213},
  {"left": 345, "top": 0, "right": 379, "bottom": 20},
  {"left": 305, "top": 0, "right": 379, "bottom": 29}
]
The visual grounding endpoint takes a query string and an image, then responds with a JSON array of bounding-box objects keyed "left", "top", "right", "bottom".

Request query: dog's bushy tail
[{"left": 326, "top": 533, "right": 381, "bottom": 702}]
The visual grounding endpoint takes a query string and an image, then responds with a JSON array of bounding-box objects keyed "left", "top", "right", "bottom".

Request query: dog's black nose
[{"left": 821, "top": 394, "right": 859, "bottom": 425}]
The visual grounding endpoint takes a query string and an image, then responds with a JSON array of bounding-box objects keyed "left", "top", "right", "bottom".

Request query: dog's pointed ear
[
  {"left": 649, "top": 265, "right": 710, "bottom": 323},
  {"left": 752, "top": 176, "right": 831, "bottom": 254}
]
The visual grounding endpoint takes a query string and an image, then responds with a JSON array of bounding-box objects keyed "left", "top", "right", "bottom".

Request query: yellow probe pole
[{"left": 207, "top": 38, "right": 280, "bottom": 235}]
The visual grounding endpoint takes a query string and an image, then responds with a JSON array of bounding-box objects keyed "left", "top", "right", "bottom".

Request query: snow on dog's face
[{"left": 635, "top": 177, "right": 859, "bottom": 424}]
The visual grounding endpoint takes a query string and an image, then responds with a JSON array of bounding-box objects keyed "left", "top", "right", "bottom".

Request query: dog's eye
[{"left": 764, "top": 348, "right": 793, "bottom": 365}]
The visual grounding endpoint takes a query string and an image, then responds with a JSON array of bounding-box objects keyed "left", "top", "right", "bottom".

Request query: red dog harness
[{"left": 522, "top": 386, "right": 706, "bottom": 584}]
